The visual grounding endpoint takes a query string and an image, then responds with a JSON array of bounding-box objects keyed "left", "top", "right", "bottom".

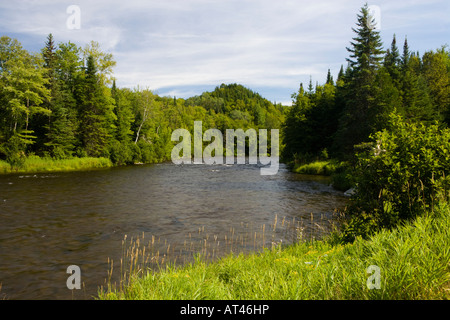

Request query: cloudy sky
[{"left": 0, "top": 0, "right": 448, "bottom": 104}]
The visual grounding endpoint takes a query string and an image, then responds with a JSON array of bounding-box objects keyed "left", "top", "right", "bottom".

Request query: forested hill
[{"left": 185, "top": 83, "right": 287, "bottom": 129}]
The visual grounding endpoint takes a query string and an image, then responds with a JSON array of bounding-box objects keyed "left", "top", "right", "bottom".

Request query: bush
[
  {"left": 339, "top": 113, "right": 450, "bottom": 242},
  {"left": 109, "top": 140, "right": 134, "bottom": 165},
  {"left": 1, "top": 135, "right": 27, "bottom": 169}
]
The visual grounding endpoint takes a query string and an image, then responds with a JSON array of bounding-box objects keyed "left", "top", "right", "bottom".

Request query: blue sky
[{"left": 0, "top": 0, "right": 448, "bottom": 105}]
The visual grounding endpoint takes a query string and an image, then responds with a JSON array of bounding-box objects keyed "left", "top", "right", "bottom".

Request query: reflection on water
[{"left": 0, "top": 162, "right": 347, "bottom": 300}]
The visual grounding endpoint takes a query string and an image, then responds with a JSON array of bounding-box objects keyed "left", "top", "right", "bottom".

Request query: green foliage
[
  {"left": 1, "top": 134, "right": 27, "bottom": 169},
  {"left": 338, "top": 113, "right": 450, "bottom": 242},
  {"left": 186, "top": 83, "right": 286, "bottom": 130},
  {"left": 282, "top": 7, "right": 449, "bottom": 164},
  {"left": 0, "top": 155, "right": 112, "bottom": 174},
  {"left": 293, "top": 161, "right": 337, "bottom": 176}
]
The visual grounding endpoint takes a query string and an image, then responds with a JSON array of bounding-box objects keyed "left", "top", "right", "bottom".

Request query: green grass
[
  {"left": 291, "top": 160, "right": 354, "bottom": 191},
  {"left": 99, "top": 200, "right": 450, "bottom": 300},
  {"left": 292, "top": 161, "right": 337, "bottom": 176},
  {"left": 0, "top": 156, "right": 113, "bottom": 174}
]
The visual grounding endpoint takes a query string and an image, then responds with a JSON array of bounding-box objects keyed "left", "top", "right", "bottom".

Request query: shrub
[
  {"left": 109, "top": 140, "right": 134, "bottom": 165},
  {"left": 339, "top": 113, "right": 450, "bottom": 242},
  {"left": 1, "top": 135, "right": 27, "bottom": 169}
]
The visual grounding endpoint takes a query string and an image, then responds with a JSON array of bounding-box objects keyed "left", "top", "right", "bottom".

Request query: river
[{"left": 0, "top": 162, "right": 347, "bottom": 300}]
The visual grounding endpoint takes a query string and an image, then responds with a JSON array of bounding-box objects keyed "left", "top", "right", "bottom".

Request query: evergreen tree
[
  {"left": 400, "top": 42, "right": 436, "bottom": 123},
  {"left": 384, "top": 34, "right": 402, "bottom": 88},
  {"left": 334, "top": 4, "right": 385, "bottom": 156},
  {"left": 76, "top": 55, "right": 115, "bottom": 157},
  {"left": 282, "top": 84, "right": 313, "bottom": 161},
  {"left": 111, "top": 80, "right": 134, "bottom": 143},
  {"left": 326, "top": 69, "right": 334, "bottom": 85},
  {"left": 401, "top": 36, "right": 410, "bottom": 70},
  {"left": 337, "top": 65, "right": 345, "bottom": 83}
]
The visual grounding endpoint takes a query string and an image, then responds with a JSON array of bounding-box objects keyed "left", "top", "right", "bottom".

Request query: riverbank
[
  {"left": 0, "top": 156, "right": 113, "bottom": 174},
  {"left": 99, "top": 199, "right": 450, "bottom": 300},
  {"left": 291, "top": 160, "right": 354, "bottom": 192}
]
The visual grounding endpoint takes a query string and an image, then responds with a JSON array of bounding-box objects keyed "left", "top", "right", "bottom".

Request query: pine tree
[
  {"left": 337, "top": 65, "right": 345, "bottom": 84},
  {"left": 345, "top": 4, "right": 384, "bottom": 73},
  {"left": 326, "top": 69, "right": 334, "bottom": 85},
  {"left": 401, "top": 37, "right": 410, "bottom": 70},
  {"left": 29, "top": 35, "right": 80, "bottom": 158},
  {"left": 400, "top": 40, "right": 436, "bottom": 123},
  {"left": 384, "top": 34, "right": 401, "bottom": 88},
  {"left": 31, "top": 34, "right": 59, "bottom": 154},
  {"left": 111, "top": 80, "right": 134, "bottom": 143},
  {"left": 334, "top": 4, "right": 385, "bottom": 156},
  {"left": 282, "top": 84, "right": 314, "bottom": 161},
  {"left": 77, "top": 55, "right": 114, "bottom": 157}
]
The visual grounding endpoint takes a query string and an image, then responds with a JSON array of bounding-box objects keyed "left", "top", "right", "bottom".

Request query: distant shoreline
[{"left": 0, "top": 156, "right": 113, "bottom": 175}]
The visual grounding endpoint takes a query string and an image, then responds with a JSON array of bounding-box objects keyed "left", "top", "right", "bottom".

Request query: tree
[
  {"left": 399, "top": 42, "right": 436, "bottom": 123},
  {"left": 345, "top": 4, "right": 384, "bottom": 72},
  {"left": 326, "top": 69, "right": 334, "bottom": 85},
  {"left": 334, "top": 4, "right": 385, "bottom": 156},
  {"left": 0, "top": 36, "right": 50, "bottom": 150},
  {"left": 384, "top": 34, "right": 402, "bottom": 89},
  {"left": 421, "top": 48, "right": 450, "bottom": 123},
  {"left": 133, "top": 88, "right": 155, "bottom": 144},
  {"left": 281, "top": 84, "right": 314, "bottom": 161},
  {"left": 82, "top": 41, "right": 117, "bottom": 86},
  {"left": 111, "top": 80, "right": 134, "bottom": 143},
  {"left": 76, "top": 55, "right": 115, "bottom": 157}
]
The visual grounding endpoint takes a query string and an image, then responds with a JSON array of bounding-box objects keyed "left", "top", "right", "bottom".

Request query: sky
[{"left": 0, "top": 0, "right": 448, "bottom": 105}]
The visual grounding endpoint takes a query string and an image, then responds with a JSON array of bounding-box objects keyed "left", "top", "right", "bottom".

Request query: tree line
[
  {"left": 282, "top": 4, "right": 450, "bottom": 163},
  {"left": 1, "top": 4, "right": 448, "bottom": 170},
  {"left": 0, "top": 35, "right": 285, "bottom": 167}
]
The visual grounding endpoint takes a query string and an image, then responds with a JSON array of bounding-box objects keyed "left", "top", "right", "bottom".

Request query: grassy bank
[
  {"left": 0, "top": 156, "right": 113, "bottom": 174},
  {"left": 99, "top": 200, "right": 450, "bottom": 300},
  {"left": 292, "top": 160, "right": 354, "bottom": 191},
  {"left": 292, "top": 160, "right": 338, "bottom": 176}
]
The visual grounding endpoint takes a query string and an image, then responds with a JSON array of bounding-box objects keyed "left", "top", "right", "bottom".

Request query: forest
[
  {"left": 0, "top": 36, "right": 286, "bottom": 168},
  {"left": 281, "top": 5, "right": 450, "bottom": 240},
  {"left": 282, "top": 20, "right": 450, "bottom": 163}
]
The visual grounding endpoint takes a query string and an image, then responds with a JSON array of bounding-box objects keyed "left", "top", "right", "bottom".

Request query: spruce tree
[
  {"left": 326, "top": 69, "right": 334, "bottom": 85},
  {"left": 384, "top": 34, "right": 401, "bottom": 88},
  {"left": 401, "top": 37, "right": 410, "bottom": 70},
  {"left": 400, "top": 41, "right": 435, "bottom": 123},
  {"left": 77, "top": 55, "right": 114, "bottom": 157},
  {"left": 334, "top": 4, "right": 385, "bottom": 156}
]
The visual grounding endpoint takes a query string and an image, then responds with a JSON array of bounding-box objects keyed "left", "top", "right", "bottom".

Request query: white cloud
[{"left": 0, "top": 0, "right": 448, "bottom": 103}]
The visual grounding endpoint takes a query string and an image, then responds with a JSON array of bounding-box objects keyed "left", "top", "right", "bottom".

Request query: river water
[{"left": 0, "top": 162, "right": 347, "bottom": 300}]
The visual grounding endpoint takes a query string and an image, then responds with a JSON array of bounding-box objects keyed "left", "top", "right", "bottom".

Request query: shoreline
[
  {"left": 99, "top": 199, "right": 450, "bottom": 300},
  {"left": 0, "top": 156, "right": 114, "bottom": 175}
]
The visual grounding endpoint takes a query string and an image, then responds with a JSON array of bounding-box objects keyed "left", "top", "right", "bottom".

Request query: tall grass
[
  {"left": 293, "top": 161, "right": 337, "bottom": 176},
  {"left": 0, "top": 160, "right": 10, "bottom": 174},
  {"left": 99, "top": 200, "right": 450, "bottom": 300},
  {"left": 292, "top": 160, "right": 354, "bottom": 192},
  {"left": 99, "top": 212, "right": 342, "bottom": 298},
  {"left": 0, "top": 156, "right": 112, "bottom": 174}
]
